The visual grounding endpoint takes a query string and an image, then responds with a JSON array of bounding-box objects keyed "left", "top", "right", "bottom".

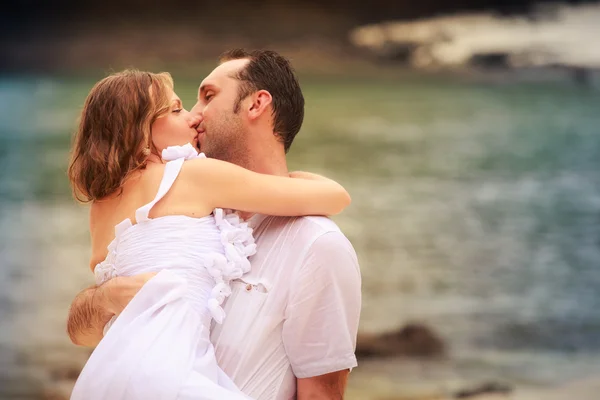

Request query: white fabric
[
  {"left": 210, "top": 215, "right": 362, "bottom": 400},
  {"left": 161, "top": 143, "right": 202, "bottom": 161},
  {"left": 71, "top": 146, "right": 255, "bottom": 400}
]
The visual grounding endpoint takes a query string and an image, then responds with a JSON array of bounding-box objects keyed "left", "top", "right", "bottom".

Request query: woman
[{"left": 67, "top": 70, "right": 350, "bottom": 400}]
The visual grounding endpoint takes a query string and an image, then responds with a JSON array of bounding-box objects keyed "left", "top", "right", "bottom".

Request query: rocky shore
[
  {"left": 356, "top": 324, "right": 447, "bottom": 359},
  {"left": 32, "top": 322, "right": 600, "bottom": 400},
  {"left": 349, "top": 3, "right": 600, "bottom": 72}
]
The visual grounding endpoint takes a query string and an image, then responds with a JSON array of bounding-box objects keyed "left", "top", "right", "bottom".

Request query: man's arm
[
  {"left": 67, "top": 273, "right": 157, "bottom": 347},
  {"left": 297, "top": 370, "right": 349, "bottom": 400},
  {"left": 282, "top": 229, "right": 362, "bottom": 399},
  {"left": 67, "top": 285, "right": 114, "bottom": 347}
]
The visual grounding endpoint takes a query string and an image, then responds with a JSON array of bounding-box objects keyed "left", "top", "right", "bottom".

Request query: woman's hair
[{"left": 68, "top": 69, "right": 173, "bottom": 202}]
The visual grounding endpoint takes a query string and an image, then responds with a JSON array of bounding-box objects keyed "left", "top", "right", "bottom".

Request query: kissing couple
[{"left": 67, "top": 49, "right": 361, "bottom": 400}]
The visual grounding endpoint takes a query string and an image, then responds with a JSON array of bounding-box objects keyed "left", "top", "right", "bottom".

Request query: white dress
[{"left": 71, "top": 145, "right": 257, "bottom": 400}]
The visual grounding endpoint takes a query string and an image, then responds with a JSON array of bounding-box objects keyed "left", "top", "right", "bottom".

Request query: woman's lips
[{"left": 191, "top": 134, "right": 200, "bottom": 150}]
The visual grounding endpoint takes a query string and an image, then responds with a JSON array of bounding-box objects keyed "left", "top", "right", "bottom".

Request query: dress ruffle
[
  {"left": 208, "top": 209, "right": 257, "bottom": 323},
  {"left": 161, "top": 144, "right": 257, "bottom": 323}
]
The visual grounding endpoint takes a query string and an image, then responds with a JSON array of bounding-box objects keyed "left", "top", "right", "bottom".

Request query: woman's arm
[
  {"left": 185, "top": 158, "right": 351, "bottom": 216},
  {"left": 288, "top": 171, "right": 333, "bottom": 181}
]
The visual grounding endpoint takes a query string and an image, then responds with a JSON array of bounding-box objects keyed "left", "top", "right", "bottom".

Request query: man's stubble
[{"left": 203, "top": 111, "right": 250, "bottom": 169}]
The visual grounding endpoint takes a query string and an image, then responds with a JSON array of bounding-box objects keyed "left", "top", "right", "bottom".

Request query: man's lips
[{"left": 195, "top": 130, "right": 205, "bottom": 150}]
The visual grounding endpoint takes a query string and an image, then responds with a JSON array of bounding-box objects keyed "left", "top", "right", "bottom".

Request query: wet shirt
[{"left": 210, "top": 215, "right": 362, "bottom": 400}]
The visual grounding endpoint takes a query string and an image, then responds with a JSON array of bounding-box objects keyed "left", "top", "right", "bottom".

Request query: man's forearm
[
  {"left": 297, "top": 370, "right": 349, "bottom": 400},
  {"left": 67, "top": 285, "right": 113, "bottom": 347}
]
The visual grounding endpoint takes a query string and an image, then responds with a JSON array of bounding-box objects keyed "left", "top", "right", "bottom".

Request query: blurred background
[{"left": 2, "top": 0, "right": 600, "bottom": 399}]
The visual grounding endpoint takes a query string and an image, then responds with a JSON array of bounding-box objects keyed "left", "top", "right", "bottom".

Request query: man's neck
[
  {"left": 244, "top": 138, "right": 289, "bottom": 177},
  {"left": 237, "top": 139, "right": 288, "bottom": 220},
  {"left": 247, "top": 157, "right": 288, "bottom": 177},
  {"left": 239, "top": 153, "right": 288, "bottom": 221}
]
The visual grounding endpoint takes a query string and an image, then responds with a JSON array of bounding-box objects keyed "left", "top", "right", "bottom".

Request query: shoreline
[
  {"left": 1, "top": 18, "right": 599, "bottom": 89},
  {"left": 35, "top": 356, "right": 600, "bottom": 400},
  {"left": 346, "top": 357, "right": 600, "bottom": 400}
]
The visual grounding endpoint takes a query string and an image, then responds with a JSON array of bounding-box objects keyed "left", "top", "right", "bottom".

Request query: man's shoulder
[
  {"left": 266, "top": 215, "right": 341, "bottom": 233},
  {"left": 292, "top": 217, "right": 360, "bottom": 279},
  {"left": 301, "top": 215, "right": 342, "bottom": 234},
  {"left": 267, "top": 215, "right": 355, "bottom": 255},
  {"left": 262, "top": 215, "right": 345, "bottom": 243},
  {"left": 255, "top": 215, "right": 360, "bottom": 282}
]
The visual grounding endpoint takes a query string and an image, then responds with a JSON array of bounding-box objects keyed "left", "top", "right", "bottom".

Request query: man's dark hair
[{"left": 220, "top": 49, "right": 305, "bottom": 153}]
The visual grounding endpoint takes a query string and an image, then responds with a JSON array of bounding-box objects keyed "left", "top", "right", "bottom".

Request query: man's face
[{"left": 191, "top": 59, "right": 250, "bottom": 163}]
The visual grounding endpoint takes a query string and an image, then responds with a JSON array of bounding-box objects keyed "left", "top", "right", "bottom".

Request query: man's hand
[
  {"left": 297, "top": 370, "right": 349, "bottom": 400},
  {"left": 67, "top": 272, "right": 157, "bottom": 347},
  {"left": 101, "top": 272, "right": 158, "bottom": 315}
]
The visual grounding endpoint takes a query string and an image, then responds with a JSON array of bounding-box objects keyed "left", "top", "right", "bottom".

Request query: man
[{"left": 67, "top": 49, "right": 361, "bottom": 399}]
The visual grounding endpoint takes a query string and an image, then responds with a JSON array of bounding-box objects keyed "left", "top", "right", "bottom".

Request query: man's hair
[{"left": 220, "top": 49, "right": 305, "bottom": 153}]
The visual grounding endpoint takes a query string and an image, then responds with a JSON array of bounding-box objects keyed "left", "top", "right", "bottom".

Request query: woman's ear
[{"left": 247, "top": 90, "right": 273, "bottom": 121}]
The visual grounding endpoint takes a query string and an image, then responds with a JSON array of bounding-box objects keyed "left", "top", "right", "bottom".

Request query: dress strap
[{"left": 135, "top": 158, "right": 185, "bottom": 223}]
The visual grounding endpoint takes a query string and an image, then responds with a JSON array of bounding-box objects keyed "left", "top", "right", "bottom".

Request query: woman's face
[{"left": 151, "top": 90, "right": 200, "bottom": 153}]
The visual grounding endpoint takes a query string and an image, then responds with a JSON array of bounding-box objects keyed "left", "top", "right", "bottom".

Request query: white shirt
[{"left": 210, "top": 215, "right": 362, "bottom": 400}]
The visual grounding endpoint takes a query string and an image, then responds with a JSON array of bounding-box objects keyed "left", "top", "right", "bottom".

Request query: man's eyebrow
[{"left": 198, "top": 83, "right": 215, "bottom": 97}]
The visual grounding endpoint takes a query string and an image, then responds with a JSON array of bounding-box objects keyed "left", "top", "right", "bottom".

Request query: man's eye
[{"left": 205, "top": 93, "right": 214, "bottom": 101}]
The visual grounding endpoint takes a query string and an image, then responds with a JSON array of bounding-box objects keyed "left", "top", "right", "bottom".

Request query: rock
[
  {"left": 356, "top": 323, "right": 446, "bottom": 359},
  {"left": 349, "top": 4, "right": 600, "bottom": 70},
  {"left": 42, "top": 380, "right": 74, "bottom": 400},
  {"left": 374, "top": 41, "right": 420, "bottom": 64},
  {"left": 50, "top": 365, "right": 81, "bottom": 381},
  {"left": 571, "top": 67, "right": 592, "bottom": 86},
  {"left": 453, "top": 382, "right": 513, "bottom": 399},
  {"left": 469, "top": 53, "right": 511, "bottom": 70}
]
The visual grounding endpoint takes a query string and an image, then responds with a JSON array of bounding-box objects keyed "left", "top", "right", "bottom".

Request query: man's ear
[{"left": 247, "top": 90, "right": 273, "bottom": 121}]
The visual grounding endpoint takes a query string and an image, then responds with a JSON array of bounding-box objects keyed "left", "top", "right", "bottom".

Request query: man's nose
[
  {"left": 188, "top": 114, "right": 202, "bottom": 128},
  {"left": 190, "top": 102, "right": 203, "bottom": 118}
]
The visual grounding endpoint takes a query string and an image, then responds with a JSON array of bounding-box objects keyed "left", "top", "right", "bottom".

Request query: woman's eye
[{"left": 173, "top": 108, "right": 182, "bottom": 113}]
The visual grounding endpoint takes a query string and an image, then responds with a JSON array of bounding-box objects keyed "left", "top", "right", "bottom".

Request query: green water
[{"left": 2, "top": 73, "right": 600, "bottom": 398}]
